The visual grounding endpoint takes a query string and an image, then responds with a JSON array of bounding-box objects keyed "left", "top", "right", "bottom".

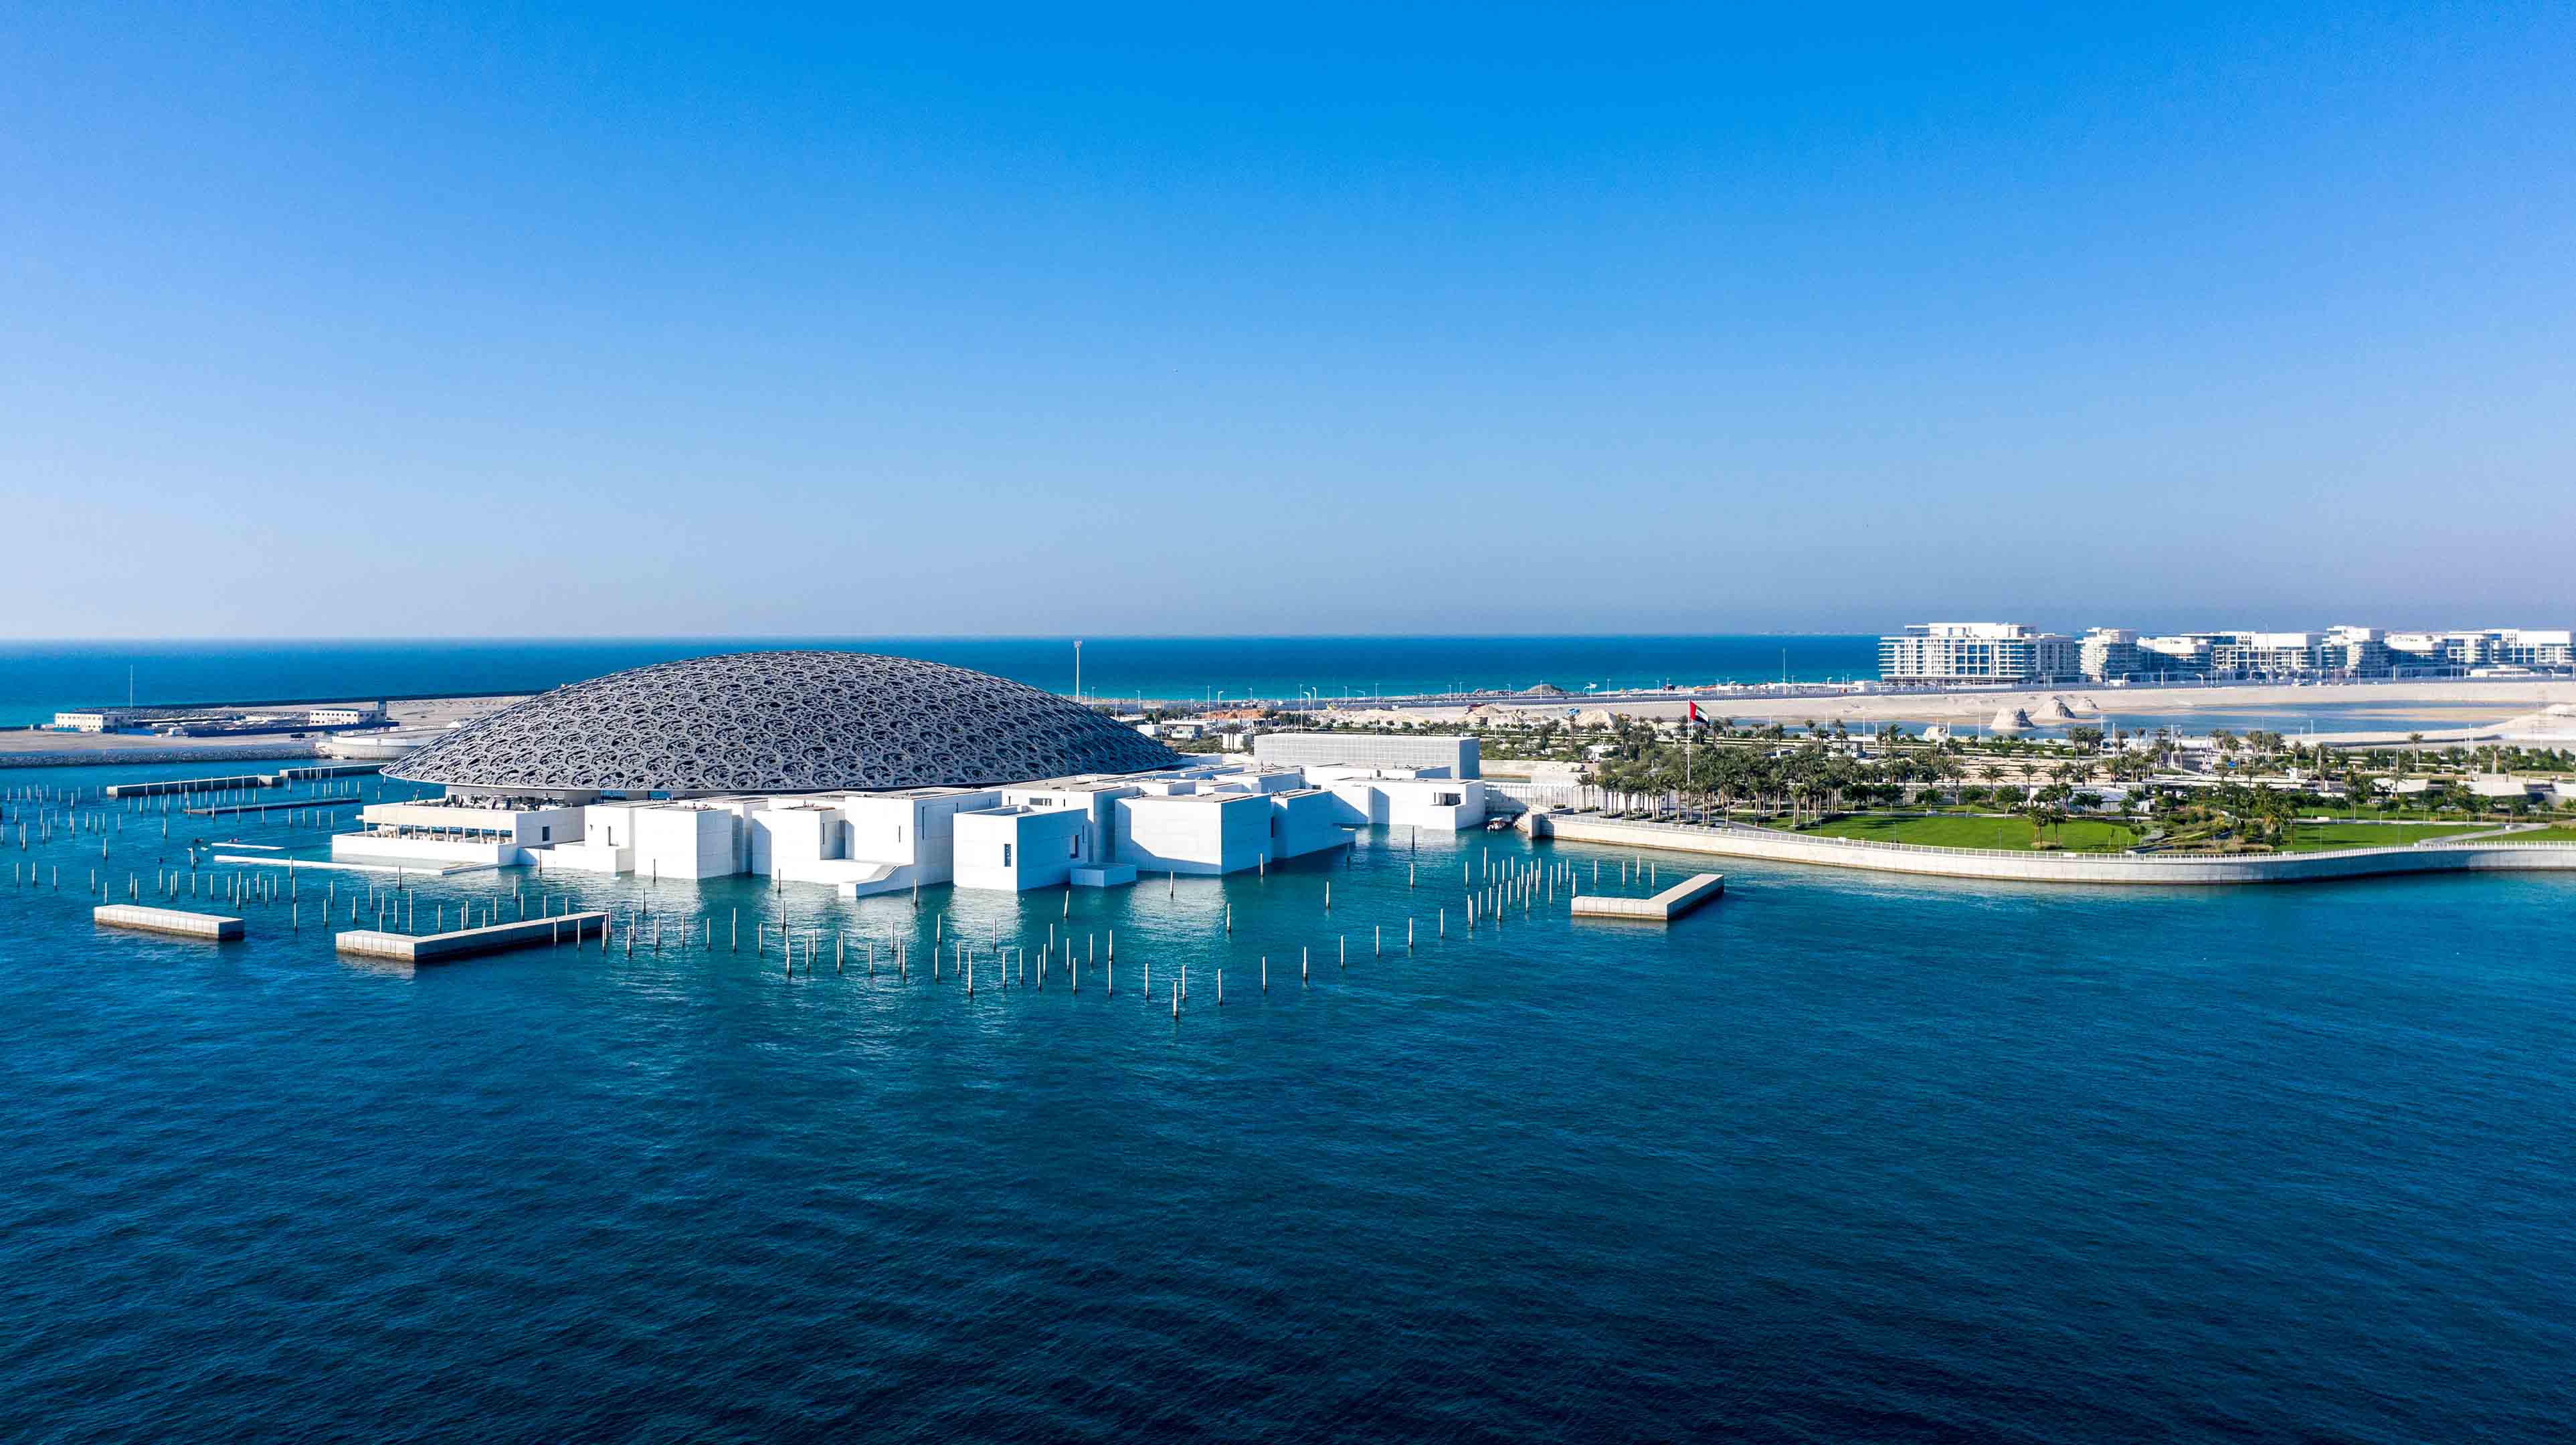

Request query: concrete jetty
[
  {"left": 215, "top": 854, "right": 486, "bottom": 876},
  {"left": 184, "top": 795, "right": 365, "bottom": 818},
  {"left": 1571, "top": 872, "right": 1726, "bottom": 923},
  {"left": 335, "top": 910, "right": 610, "bottom": 963},
  {"left": 95, "top": 905, "right": 244, "bottom": 940}
]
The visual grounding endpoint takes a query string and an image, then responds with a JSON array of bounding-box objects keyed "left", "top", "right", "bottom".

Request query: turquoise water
[
  {"left": 6, "top": 758, "right": 2575, "bottom": 1441},
  {"left": 0, "top": 636, "right": 1881, "bottom": 725}
]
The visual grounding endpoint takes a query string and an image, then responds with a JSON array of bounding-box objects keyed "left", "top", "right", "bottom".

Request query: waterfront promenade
[{"left": 1528, "top": 811, "right": 2576, "bottom": 886}]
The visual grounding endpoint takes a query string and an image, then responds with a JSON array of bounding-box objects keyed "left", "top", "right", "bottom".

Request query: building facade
[
  {"left": 2078, "top": 630, "right": 2138, "bottom": 682},
  {"left": 1879, "top": 623, "right": 2078, "bottom": 684},
  {"left": 1251, "top": 731, "right": 1480, "bottom": 778}
]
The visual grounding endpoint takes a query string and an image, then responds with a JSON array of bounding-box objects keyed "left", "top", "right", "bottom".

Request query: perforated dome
[{"left": 384, "top": 650, "right": 1184, "bottom": 794}]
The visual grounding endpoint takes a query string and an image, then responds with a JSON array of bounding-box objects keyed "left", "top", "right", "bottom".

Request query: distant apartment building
[
  {"left": 2385, "top": 628, "right": 2575, "bottom": 672},
  {"left": 2496, "top": 629, "right": 2576, "bottom": 667},
  {"left": 2156, "top": 627, "right": 2381, "bottom": 679},
  {"left": 2322, "top": 625, "right": 2388, "bottom": 676},
  {"left": 2387, "top": 630, "right": 2483, "bottom": 670},
  {"left": 1916, "top": 622, "right": 2567, "bottom": 684},
  {"left": 2134, "top": 634, "right": 2216, "bottom": 676},
  {"left": 1878, "top": 623, "right": 2078, "bottom": 684},
  {"left": 2210, "top": 632, "right": 2324, "bottom": 676},
  {"left": 2078, "top": 629, "right": 2138, "bottom": 681}
]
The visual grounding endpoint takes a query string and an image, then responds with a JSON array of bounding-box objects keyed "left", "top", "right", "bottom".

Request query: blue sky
[{"left": 5, "top": 3, "right": 2570, "bottom": 637}]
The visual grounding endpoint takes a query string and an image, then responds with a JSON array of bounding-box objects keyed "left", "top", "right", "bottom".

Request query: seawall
[
  {"left": 0, "top": 743, "right": 327, "bottom": 770},
  {"left": 1527, "top": 813, "right": 2576, "bottom": 886}
]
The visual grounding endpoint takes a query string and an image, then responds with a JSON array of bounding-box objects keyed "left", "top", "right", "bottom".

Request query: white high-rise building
[
  {"left": 2078, "top": 629, "right": 2139, "bottom": 681},
  {"left": 1879, "top": 623, "right": 2078, "bottom": 684}
]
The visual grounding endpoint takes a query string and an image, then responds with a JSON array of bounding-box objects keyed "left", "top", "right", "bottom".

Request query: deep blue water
[
  {"left": 0, "top": 636, "right": 1881, "bottom": 725},
  {"left": 5, "top": 759, "right": 2575, "bottom": 1442}
]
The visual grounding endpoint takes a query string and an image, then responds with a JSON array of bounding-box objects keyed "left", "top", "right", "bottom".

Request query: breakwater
[
  {"left": 1528, "top": 812, "right": 2576, "bottom": 886},
  {"left": 0, "top": 743, "right": 326, "bottom": 770}
]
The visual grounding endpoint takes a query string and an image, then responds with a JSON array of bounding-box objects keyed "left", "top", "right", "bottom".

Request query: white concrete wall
[
  {"left": 330, "top": 833, "right": 519, "bottom": 867},
  {"left": 1321, "top": 781, "right": 1380, "bottom": 826},
  {"left": 1317, "top": 777, "right": 1486, "bottom": 831},
  {"left": 955, "top": 806, "right": 1091, "bottom": 891},
  {"left": 743, "top": 789, "right": 996, "bottom": 889},
  {"left": 356, "top": 802, "right": 585, "bottom": 846},
  {"left": 632, "top": 806, "right": 738, "bottom": 880},
  {"left": 1269, "top": 789, "right": 1348, "bottom": 860},
  {"left": 1380, "top": 778, "right": 1485, "bottom": 831},
  {"left": 1253, "top": 732, "right": 1480, "bottom": 778},
  {"left": 1211, "top": 769, "right": 1307, "bottom": 795},
  {"left": 833, "top": 795, "right": 920, "bottom": 866},
  {"left": 917, "top": 791, "right": 988, "bottom": 880},
  {"left": 758, "top": 805, "right": 839, "bottom": 874},
  {"left": 996, "top": 784, "right": 1135, "bottom": 866},
  {"left": 1117, "top": 793, "right": 1274, "bottom": 875},
  {"left": 583, "top": 803, "right": 642, "bottom": 852},
  {"left": 535, "top": 840, "right": 632, "bottom": 874}
]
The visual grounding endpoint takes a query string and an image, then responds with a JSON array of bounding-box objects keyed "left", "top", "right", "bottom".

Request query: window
[
  {"left": 540, "top": 826, "right": 551, "bottom": 842},
  {"left": 896, "top": 824, "right": 905, "bottom": 843},
  {"left": 1434, "top": 791, "right": 1461, "bottom": 806},
  {"left": 1069, "top": 835, "right": 1080, "bottom": 858},
  {"left": 1003, "top": 843, "right": 1014, "bottom": 866}
]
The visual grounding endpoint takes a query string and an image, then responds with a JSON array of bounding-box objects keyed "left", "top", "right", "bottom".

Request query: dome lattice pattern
[{"left": 385, "top": 651, "right": 1184, "bottom": 794}]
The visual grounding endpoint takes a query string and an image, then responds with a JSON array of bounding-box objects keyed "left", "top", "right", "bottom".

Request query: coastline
[
  {"left": 1530, "top": 811, "right": 2576, "bottom": 886},
  {"left": 1346, "top": 676, "right": 2576, "bottom": 730},
  {"left": 11, "top": 676, "right": 2575, "bottom": 771}
]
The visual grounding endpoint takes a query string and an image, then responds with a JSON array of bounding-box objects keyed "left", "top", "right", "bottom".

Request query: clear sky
[{"left": 5, "top": 3, "right": 2570, "bottom": 638}]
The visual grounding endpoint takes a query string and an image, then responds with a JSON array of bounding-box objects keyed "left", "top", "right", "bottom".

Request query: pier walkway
[
  {"left": 336, "top": 911, "right": 609, "bottom": 963},
  {"left": 95, "top": 905, "right": 244, "bottom": 940},
  {"left": 1572, "top": 872, "right": 1726, "bottom": 922},
  {"left": 185, "top": 795, "right": 365, "bottom": 818}
]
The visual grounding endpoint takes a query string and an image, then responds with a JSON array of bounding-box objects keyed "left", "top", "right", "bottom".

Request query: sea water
[
  {"left": 0, "top": 636, "right": 1883, "bottom": 725},
  {"left": 5, "top": 757, "right": 2574, "bottom": 1442}
]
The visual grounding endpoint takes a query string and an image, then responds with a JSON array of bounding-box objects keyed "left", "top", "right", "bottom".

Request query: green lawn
[
  {"left": 2495, "top": 826, "right": 2576, "bottom": 844},
  {"left": 2278, "top": 822, "right": 2488, "bottom": 852},
  {"left": 1783, "top": 813, "right": 2141, "bottom": 853}
]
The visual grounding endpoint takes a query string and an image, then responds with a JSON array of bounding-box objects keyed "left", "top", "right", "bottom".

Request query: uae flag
[{"left": 1687, "top": 701, "right": 1700, "bottom": 722}]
